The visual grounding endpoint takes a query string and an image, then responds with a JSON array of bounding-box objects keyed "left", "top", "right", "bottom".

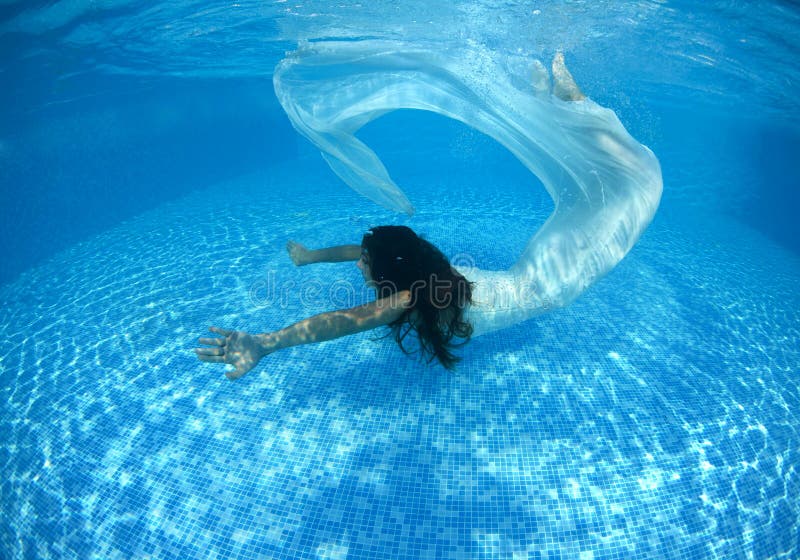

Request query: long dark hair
[{"left": 361, "top": 225, "right": 473, "bottom": 369}]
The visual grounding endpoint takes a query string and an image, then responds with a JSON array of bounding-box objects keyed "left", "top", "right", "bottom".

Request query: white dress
[{"left": 275, "top": 41, "right": 663, "bottom": 336}]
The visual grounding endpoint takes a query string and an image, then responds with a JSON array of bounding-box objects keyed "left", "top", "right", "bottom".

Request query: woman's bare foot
[
  {"left": 286, "top": 240, "right": 311, "bottom": 266},
  {"left": 552, "top": 52, "right": 585, "bottom": 102}
]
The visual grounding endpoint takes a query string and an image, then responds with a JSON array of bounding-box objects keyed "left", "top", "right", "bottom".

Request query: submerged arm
[
  {"left": 196, "top": 290, "right": 411, "bottom": 379},
  {"left": 287, "top": 241, "right": 361, "bottom": 266},
  {"left": 267, "top": 290, "right": 409, "bottom": 348}
]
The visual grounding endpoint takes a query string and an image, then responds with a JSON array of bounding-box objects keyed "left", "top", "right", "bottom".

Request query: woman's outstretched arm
[
  {"left": 287, "top": 240, "right": 361, "bottom": 266},
  {"left": 195, "top": 290, "right": 411, "bottom": 379}
]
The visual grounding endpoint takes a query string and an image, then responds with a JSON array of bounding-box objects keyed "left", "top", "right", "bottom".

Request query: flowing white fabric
[{"left": 274, "top": 41, "right": 663, "bottom": 336}]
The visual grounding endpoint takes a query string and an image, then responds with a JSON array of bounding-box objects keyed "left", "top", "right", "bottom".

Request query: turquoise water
[{"left": 2, "top": 2, "right": 800, "bottom": 559}]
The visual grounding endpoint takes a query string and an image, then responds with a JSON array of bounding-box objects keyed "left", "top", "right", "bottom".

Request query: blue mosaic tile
[{"left": 1, "top": 170, "right": 799, "bottom": 559}]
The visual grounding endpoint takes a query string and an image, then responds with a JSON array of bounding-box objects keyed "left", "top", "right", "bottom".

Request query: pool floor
[{"left": 1, "top": 164, "right": 799, "bottom": 559}]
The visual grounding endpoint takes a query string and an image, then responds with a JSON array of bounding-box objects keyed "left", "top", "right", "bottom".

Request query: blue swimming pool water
[{"left": 2, "top": 1, "right": 800, "bottom": 559}]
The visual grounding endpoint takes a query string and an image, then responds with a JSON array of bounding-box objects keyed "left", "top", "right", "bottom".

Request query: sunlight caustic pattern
[{"left": 1, "top": 179, "right": 797, "bottom": 559}]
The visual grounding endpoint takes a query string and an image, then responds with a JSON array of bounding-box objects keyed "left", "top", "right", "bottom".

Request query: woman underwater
[
  {"left": 195, "top": 226, "right": 475, "bottom": 379},
  {"left": 195, "top": 49, "right": 664, "bottom": 379}
]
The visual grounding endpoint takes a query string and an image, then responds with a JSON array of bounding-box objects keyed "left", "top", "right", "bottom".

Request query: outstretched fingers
[
  {"left": 198, "top": 336, "right": 225, "bottom": 346},
  {"left": 196, "top": 327, "right": 231, "bottom": 364},
  {"left": 195, "top": 351, "right": 226, "bottom": 363},
  {"left": 195, "top": 327, "right": 258, "bottom": 380}
]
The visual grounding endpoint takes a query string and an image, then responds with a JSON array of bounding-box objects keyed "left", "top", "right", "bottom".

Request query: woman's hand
[
  {"left": 195, "top": 327, "right": 274, "bottom": 380},
  {"left": 286, "top": 240, "right": 311, "bottom": 266}
]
